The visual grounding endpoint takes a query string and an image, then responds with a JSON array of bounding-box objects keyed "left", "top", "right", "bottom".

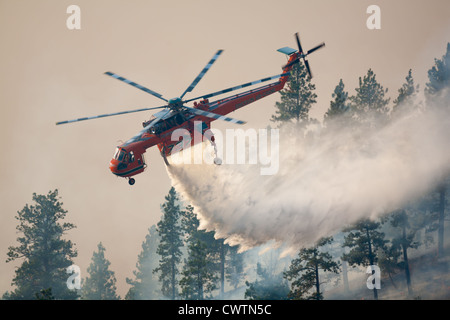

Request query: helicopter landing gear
[{"left": 128, "top": 178, "right": 135, "bottom": 185}]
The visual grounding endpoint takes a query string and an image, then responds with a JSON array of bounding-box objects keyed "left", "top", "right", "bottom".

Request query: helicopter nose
[{"left": 109, "top": 159, "right": 119, "bottom": 174}]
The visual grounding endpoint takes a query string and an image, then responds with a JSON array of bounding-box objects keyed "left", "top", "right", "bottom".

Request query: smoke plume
[{"left": 167, "top": 98, "right": 450, "bottom": 252}]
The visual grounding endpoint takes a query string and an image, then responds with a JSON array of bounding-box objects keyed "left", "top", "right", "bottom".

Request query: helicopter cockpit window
[
  {"left": 148, "top": 114, "right": 185, "bottom": 135},
  {"left": 117, "top": 149, "right": 126, "bottom": 162},
  {"left": 113, "top": 148, "right": 120, "bottom": 160}
]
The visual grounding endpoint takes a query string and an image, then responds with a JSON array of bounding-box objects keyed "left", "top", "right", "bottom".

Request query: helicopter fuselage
[{"left": 109, "top": 75, "right": 289, "bottom": 182}]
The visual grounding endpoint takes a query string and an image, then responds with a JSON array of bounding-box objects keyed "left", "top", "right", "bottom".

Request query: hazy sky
[{"left": 0, "top": 0, "right": 449, "bottom": 297}]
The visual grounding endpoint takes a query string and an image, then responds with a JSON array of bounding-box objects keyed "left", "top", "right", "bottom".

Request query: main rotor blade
[
  {"left": 307, "top": 42, "right": 325, "bottom": 55},
  {"left": 123, "top": 108, "right": 171, "bottom": 145},
  {"left": 56, "top": 106, "right": 166, "bottom": 125},
  {"left": 104, "top": 71, "right": 168, "bottom": 102},
  {"left": 184, "top": 106, "right": 246, "bottom": 125},
  {"left": 185, "top": 72, "right": 290, "bottom": 103},
  {"left": 304, "top": 59, "right": 312, "bottom": 79},
  {"left": 179, "top": 49, "right": 224, "bottom": 99},
  {"left": 295, "top": 32, "right": 304, "bottom": 54}
]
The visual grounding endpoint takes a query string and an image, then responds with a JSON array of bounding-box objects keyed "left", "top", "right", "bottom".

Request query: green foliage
[
  {"left": 284, "top": 237, "right": 339, "bottom": 300},
  {"left": 349, "top": 68, "right": 390, "bottom": 126},
  {"left": 245, "top": 263, "right": 289, "bottom": 300},
  {"left": 34, "top": 288, "right": 54, "bottom": 300},
  {"left": 392, "top": 69, "right": 420, "bottom": 115},
  {"left": 389, "top": 211, "right": 421, "bottom": 252},
  {"left": 271, "top": 62, "right": 317, "bottom": 127},
  {"left": 126, "top": 225, "right": 161, "bottom": 300},
  {"left": 179, "top": 205, "right": 218, "bottom": 300},
  {"left": 381, "top": 209, "right": 425, "bottom": 295},
  {"left": 5, "top": 190, "right": 78, "bottom": 300},
  {"left": 154, "top": 187, "right": 184, "bottom": 299},
  {"left": 324, "top": 79, "right": 350, "bottom": 127},
  {"left": 225, "top": 245, "right": 245, "bottom": 290},
  {"left": 342, "top": 219, "right": 387, "bottom": 267},
  {"left": 342, "top": 219, "right": 387, "bottom": 299},
  {"left": 425, "top": 43, "right": 450, "bottom": 98},
  {"left": 424, "top": 44, "right": 450, "bottom": 258},
  {"left": 81, "top": 242, "right": 119, "bottom": 300}
]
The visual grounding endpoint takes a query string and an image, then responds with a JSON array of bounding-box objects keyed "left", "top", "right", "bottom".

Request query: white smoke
[{"left": 167, "top": 98, "right": 450, "bottom": 253}]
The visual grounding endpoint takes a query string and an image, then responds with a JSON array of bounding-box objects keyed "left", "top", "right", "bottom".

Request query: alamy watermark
[
  {"left": 66, "top": 264, "right": 81, "bottom": 290},
  {"left": 65, "top": 5, "right": 381, "bottom": 31},
  {"left": 366, "top": 265, "right": 381, "bottom": 290},
  {"left": 66, "top": 5, "right": 81, "bottom": 30},
  {"left": 366, "top": 5, "right": 381, "bottom": 30},
  {"left": 170, "top": 122, "right": 280, "bottom": 175}
]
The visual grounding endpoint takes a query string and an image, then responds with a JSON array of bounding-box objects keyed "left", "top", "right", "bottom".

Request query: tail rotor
[{"left": 284, "top": 33, "right": 325, "bottom": 79}]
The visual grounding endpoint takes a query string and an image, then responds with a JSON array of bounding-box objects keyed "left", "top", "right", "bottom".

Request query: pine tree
[
  {"left": 271, "top": 62, "right": 317, "bottom": 128},
  {"left": 425, "top": 44, "right": 450, "bottom": 259},
  {"left": 392, "top": 69, "right": 420, "bottom": 115},
  {"left": 224, "top": 244, "right": 245, "bottom": 293},
  {"left": 324, "top": 79, "right": 350, "bottom": 127},
  {"left": 385, "top": 210, "right": 423, "bottom": 296},
  {"left": 245, "top": 262, "right": 290, "bottom": 300},
  {"left": 210, "top": 238, "right": 246, "bottom": 299},
  {"left": 179, "top": 205, "right": 218, "bottom": 300},
  {"left": 154, "top": 187, "right": 184, "bottom": 299},
  {"left": 34, "top": 288, "right": 55, "bottom": 300},
  {"left": 283, "top": 237, "right": 340, "bottom": 300},
  {"left": 341, "top": 219, "right": 387, "bottom": 300},
  {"left": 218, "top": 239, "right": 227, "bottom": 299},
  {"left": 126, "top": 225, "right": 161, "bottom": 299},
  {"left": 349, "top": 68, "right": 390, "bottom": 127},
  {"left": 376, "top": 241, "right": 401, "bottom": 290},
  {"left": 425, "top": 42, "right": 450, "bottom": 100},
  {"left": 5, "top": 190, "right": 78, "bottom": 300},
  {"left": 81, "top": 242, "right": 119, "bottom": 300},
  {"left": 434, "top": 182, "right": 448, "bottom": 260}
]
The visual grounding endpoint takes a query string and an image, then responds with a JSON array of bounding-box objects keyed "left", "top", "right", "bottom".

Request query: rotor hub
[{"left": 168, "top": 97, "right": 183, "bottom": 107}]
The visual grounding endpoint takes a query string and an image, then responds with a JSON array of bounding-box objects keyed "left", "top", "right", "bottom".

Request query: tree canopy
[{"left": 5, "top": 190, "right": 78, "bottom": 300}]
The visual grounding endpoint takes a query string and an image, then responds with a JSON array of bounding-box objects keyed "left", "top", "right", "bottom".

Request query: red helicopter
[{"left": 57, "top": 33, "right": 324, "bottom": 185}]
